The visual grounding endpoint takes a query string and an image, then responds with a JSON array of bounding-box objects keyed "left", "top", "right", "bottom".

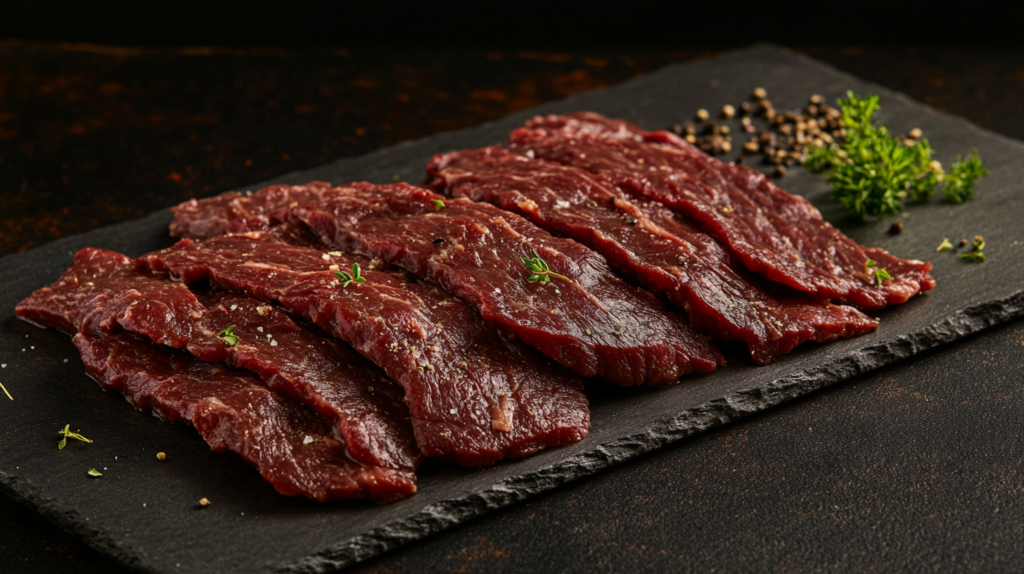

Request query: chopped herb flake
[
  {"left": 334, "top": 262, "right": 367, "bottom": 288},
  {"left": 57, "top": 424, "right": 93, "bottom": 450},
  {"left": 87, "top": 468, "right": 103, "bottom": 478},
  {"left": 218, "top": 325, "right": 238, "bottom": 346},
  {"left": 431, "top": 199, "right": 446, "bottom": 211},
  {"left": 520, "top": 249, "right": 572, "bottom": 285},
  {"left": 936, "top": 238, "right": 953, "bottom": 252},
  {"left": 0, "top": 380, "right": 11, "bottom": 401}
]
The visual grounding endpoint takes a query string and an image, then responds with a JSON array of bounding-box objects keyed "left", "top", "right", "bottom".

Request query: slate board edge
[
  {"left": 0, "top": 43, "right": 1018, "bottom": 573},
  {"left": 283, "top": 290, "right": 1024, "bottom": 573}
]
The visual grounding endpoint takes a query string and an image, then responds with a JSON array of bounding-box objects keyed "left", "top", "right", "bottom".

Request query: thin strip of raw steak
[
  {"left": 123, "top": 289, "right": 422, "bottom": 472},
  {"left": 292, "top": 182, "right": 722, "bottom": 386},
  {"left": 512, "top": 112, "right": 936, "bottom": 310},
  {"left": 170, "top": 182, "right": 333, "bottom": 239},
  {"left": 138, "top": 233, "right": 591, "bottom": 467},
  {"left": 428, "top": 146, "right": 878, "bottom": 364},
  {"left": 15, "top": 249, "right": 415, "bottom": 502}
]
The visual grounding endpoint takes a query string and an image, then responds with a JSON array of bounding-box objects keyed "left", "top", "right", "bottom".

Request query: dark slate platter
[{"left": 2, "top": 44, "right": 1023, "bottom": 574}]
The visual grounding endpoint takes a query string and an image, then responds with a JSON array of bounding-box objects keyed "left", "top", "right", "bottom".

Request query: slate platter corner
[{"left": 2, "top": 44, "right": 1024, "bottom": 573}]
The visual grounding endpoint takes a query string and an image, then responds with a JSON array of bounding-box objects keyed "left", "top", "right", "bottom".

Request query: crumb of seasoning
[
  {"left": 198, "top": 498, "right": 211, "bottom": 508},
  {"left": 889, "top": 221, "right": 903, "bottom": 235},
  {"left": 959, "top": 238, "right": 968, "bottom": 248},
  {"left": 156, "top": 452, "right": 167, "bottom": 461}
]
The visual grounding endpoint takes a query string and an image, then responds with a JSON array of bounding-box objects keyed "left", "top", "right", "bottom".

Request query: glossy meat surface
[
  {"left": 124, "top": 289, "right": 421, "bottom": 472},
  {"left": 512, "top": 112, "right": 936, "bottom": 310},
  {"left": 138, "top": 233, "right": 591, "bottom": 467},
  {"left": 15, "top": 249, "right": 415, "bottom": 502},
  {"left": 170, "top": 182, "right": 334, "bottom": 239},
  {"left": 293, "top": 182, "right": 722, "bottom": 386},
  {"left": 429, "top": 147, "right": 878, "bottom": 364}
]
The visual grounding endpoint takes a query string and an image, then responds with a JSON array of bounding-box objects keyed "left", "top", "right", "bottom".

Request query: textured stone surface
[{"left": 1, "top": 45, "right": 1023, "bottom": 573}]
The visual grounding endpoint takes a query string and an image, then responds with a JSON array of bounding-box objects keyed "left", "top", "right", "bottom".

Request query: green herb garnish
[
  {"left": 0, "top": 380, "right": 11, "bottom": 401},
  {"left": 334, "top": 262, "right": 367, "bottom": 288},
  {"left": 804, "top": 91, "right": 988, "bottom": 218},
  {"left": 87, "top": 468, "right": 103, "bottom": 478},
  {"left": 944, "top": 149, "right": 990, "bottom": 204},
  {"left": 864, "top": 259, "right": 891, "bottom": 286},
  {"left": 431, "top": 199, "right": 446, "bottom": 211},
  {"left": 936, "top": 238, "right": 953, "bottom": 252},
  {"left": 521, "top": 249, "right": 572, "bottom": 284},
  {"left": 960, "top": 235, "right": 986, "bottom": 262},
  {"left": 58, "top": 424, "right": 93, "bottom": 450},
  {"left": 217, "top": 325, "right": 238, "bottom": 346}
]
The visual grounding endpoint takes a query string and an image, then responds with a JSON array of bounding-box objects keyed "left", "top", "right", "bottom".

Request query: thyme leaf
[
  {"left": 804, "top": 91, "right": 988, "bottom": 218},
  {"left": 431, "top": 199, "right": 446, "bottom": 211},
  {"left": 217, "top": 325, "right": 238, "bottom": 346},
  {"left": 936, "top": 238, "right": 953, "bottom": 252},
  {"left": 960, "top": 235, "right": 986, "bottom": 262},
  {"left": 334, "top": 262, "right": 367, "bottom": 288},
  {"left": 520, "top": 249, "right": 572, "bottom": 285},
  {"left": 58, "top": 424, "right": 93, "bottom": 450},
  {"left": 87, "top": 468, "right": 103, "bottom": 478},
  {"left": 864, "top": 259, "right": 891, "bottom": 286}
]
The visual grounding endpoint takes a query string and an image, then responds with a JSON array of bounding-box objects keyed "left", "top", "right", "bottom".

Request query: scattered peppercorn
[
  {"left": 157, "top": 452, "right": 167, "bottom": 461},
  {"left": 199, "top": 497, "right": 211, "bottom": 508},
  {"left": 721, "top": 105, "right": 736, "bottom": 119},
  {"left": 696, "top": 109, "right": 710, "bottom": 121},
  {"left": 909, "top": 128, "right": 923, "bottom": 139},
  {"left": 889, "top": 221, "right": 904, "bottom": 235},
  {"left": 753, "top": 87, "right": 767, "bottom": 100}
]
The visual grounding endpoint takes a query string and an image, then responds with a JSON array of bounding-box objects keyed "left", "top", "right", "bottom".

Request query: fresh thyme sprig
[
  {"left": 864, "top": 259, "right": 892, "bottom": 286},
  {"left": 431, "top": 199, "right": 446, "bottom": 211},
  {"left": 335, "top": 262, "right": 367, "bottom": 288},
  {"left": 960, "top": 235, "right": 986, "bottom": 262},
  {"left": 218, "top": 325, "right": 238, "bottom": 346},
  {"left": 804, "top": 91, "right": 988, "bottom": 218},
  {"left": 58, "top": 424, "right": 93, "bottom": 450},
  {"left": 521, "top": 249, "right": 572, "bottom": 284}
]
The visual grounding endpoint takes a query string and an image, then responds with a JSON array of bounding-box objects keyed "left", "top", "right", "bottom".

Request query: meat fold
[
  {"left": 15, "top": 248, "right": 416, "bottom": 502},
  {"left": 511, "top": 112, "right": 936, "bottom": 310},
  {"left": 137, "top": 233, "right": 591, "bottom": 468},
  {"left": 292, "top": 182, "right": 723, "bottom": 386},
  {"left": 428, "top": 146, "right": 878, "bottom": 364}
]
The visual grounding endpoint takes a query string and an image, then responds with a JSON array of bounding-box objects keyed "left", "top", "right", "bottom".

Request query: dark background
[{"left": 4, "top": 3, "right": 1024, "bottom": 572}]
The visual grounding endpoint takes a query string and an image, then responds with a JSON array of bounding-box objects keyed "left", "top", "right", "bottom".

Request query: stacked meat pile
[{"left": 16, "top": 113, "right": 935, "bottom": 503}]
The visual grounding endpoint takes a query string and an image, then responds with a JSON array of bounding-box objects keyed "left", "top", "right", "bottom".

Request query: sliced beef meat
[
  {"left": 428, "top": 146, "right": 877, "bottom": 364},
  {"left": 512, "top": 112, "right": 936, "bottom": 310},
  {"left": 292, "top": 182, "right": 722, "bottom": 386},
  {"left": 122, "top": 289, "right": 422, "bottom": 473},
  {"left": 15, "top": 248, "right": 415, "bottom": 502},
  {"left": 170, "top": 182, "right": 333, "bottom": 239},
  {"left": 137, "top": 234, "right": 591, "bottom": 468}
]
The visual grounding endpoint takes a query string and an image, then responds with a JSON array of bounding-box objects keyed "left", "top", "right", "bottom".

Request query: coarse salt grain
[
  {"left": 270, "top": 340, "right": 278, "bottom": 347},
  {"left": 302, "top": 435, "right": 314, "bottom": 445}
]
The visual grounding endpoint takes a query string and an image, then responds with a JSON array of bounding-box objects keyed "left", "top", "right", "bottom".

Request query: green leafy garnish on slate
[
  {"left": 804, "top": 91, "right": 989, "bottom": 218},
  {"left": 218, "top": 325, "right": 238, "bottom": 346},
  {"left": 58, "top": 424, "right": 93, "bottom": 450},
  {"left": 521, "top": 249, "right": 572, "bottom": 284},
  {"left": 431, "top": 199, "right": 446, "bottom": 211},
  {"left": 960, "top": 235, "right": 986, "bottom": 262},
  {"left": 864, "top": 259, "right": 891, "bottom": 286},
  {"left": 87, "top": 468, "right": 103, "bottom": 478},
  {"left": 335, "top": 262, "right": 367, "bottom": 288}
]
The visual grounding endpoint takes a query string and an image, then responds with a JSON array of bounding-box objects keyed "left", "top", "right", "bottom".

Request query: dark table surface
[{"left": 2, "top": 43, "right": 1024, "bottom": 573}]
